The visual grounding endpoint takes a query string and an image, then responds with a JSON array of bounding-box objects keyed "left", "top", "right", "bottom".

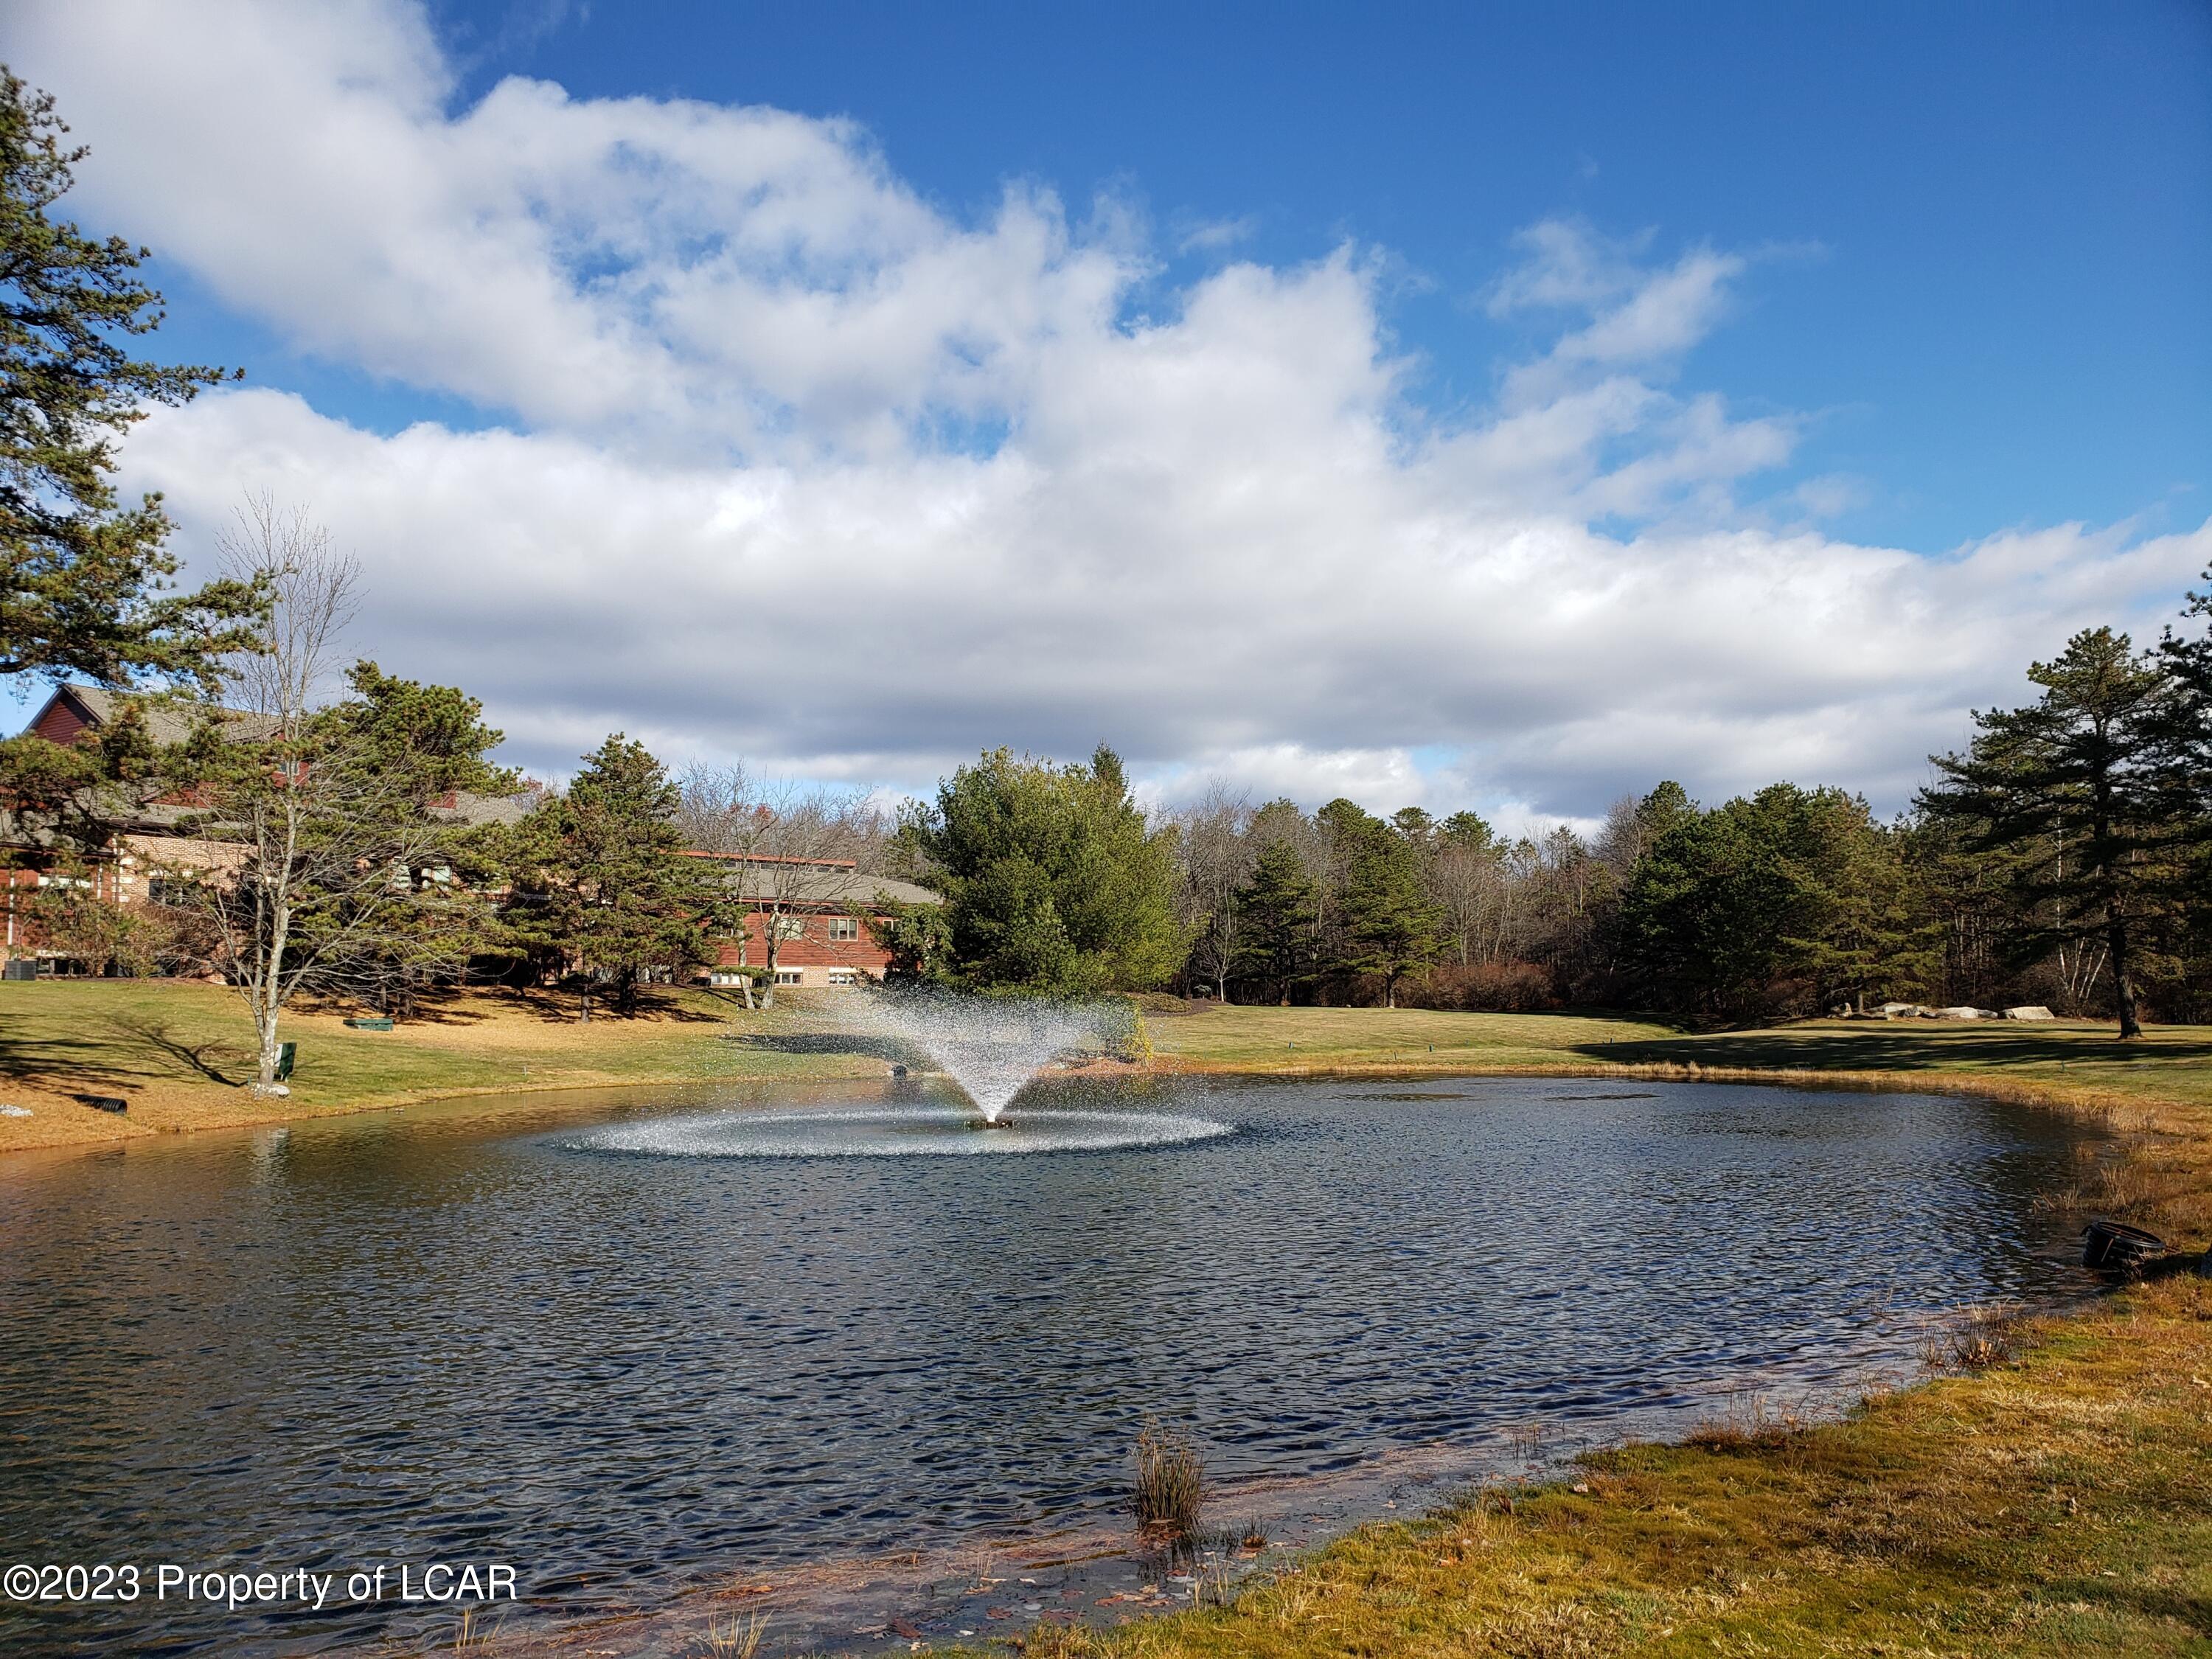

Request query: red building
[{"left": 684, "top": 852, "right": 938, "bottom": 989}]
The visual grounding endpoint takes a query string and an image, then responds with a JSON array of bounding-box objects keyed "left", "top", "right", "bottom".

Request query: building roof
[
  {"left": 431, "top": 789, "right": 539, "bottom": 828},
  {"left": 682, "top": 852, "right": 939, "bottom": 908},
  {"left": 24, "top": 684, "right": 280, "bottom": 748}
]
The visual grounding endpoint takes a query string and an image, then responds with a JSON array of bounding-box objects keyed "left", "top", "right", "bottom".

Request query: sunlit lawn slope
[{"left": 0, "top": 978, "right": 874, "bottom": 1150}]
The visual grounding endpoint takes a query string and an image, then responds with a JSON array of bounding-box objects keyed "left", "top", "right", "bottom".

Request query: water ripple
[{"left": 0, "top": 1076, "right": 2092, "bottom": 1657}]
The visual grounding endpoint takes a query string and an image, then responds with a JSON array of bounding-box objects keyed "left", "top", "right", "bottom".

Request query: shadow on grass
[
  {"left": 0, "top": 1029, "right": 143, "bottom": 1093},
  {"left": 399, "top": 986, "right": 735, "bottom": 1026},
  {"left": 102, "top": 1015, "right": 248, "bottom": 1086},
  {"left": 1575, "top": 1027, "right": 2212, "bottom": 1073},
  {"left": 0, "top": 1013, "right": 252, "bottom": 1093}
]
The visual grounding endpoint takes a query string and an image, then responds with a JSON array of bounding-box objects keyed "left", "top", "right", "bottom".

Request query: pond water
[{"left": 0, "top": 1075, "right": 2092, "bottom": 1656}]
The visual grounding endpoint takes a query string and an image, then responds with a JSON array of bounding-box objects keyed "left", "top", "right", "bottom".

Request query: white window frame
[{"left": 827, "top": 916, "right": 860, "bottom": 943}]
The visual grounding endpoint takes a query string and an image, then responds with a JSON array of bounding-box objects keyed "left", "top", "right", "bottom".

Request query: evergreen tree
[
  {"left": 900, "top": 745, "right": 1186, "bottom": 994},
  {"left": 1921, "top": 627, "right": 2183, "bottom": 1037},
  {"left": 1621, "top": 785, "right": 1813, "bottom": 1021},
  {"left": 0, "top": 72, "right": 261, "bottom": 688},
  {"left": 1439, "top": 810, "right": 1496, "bottom": 852},
  {"left": 862, "top": 896, "right": 953, "bottom": 983},
  {"left": 1233, "top": 839, "right": 1319, "bottom": 1004},
  {"left": 2158, "top": 570, "right": 2212, "bottom": 1016},
  {"left": 331, "top": 661, "right": 517, "bottom": 799},
  {"left": 1337, "top": 812, "right": 1444, "bottom": 1007},
  {"left": 324, "top": 663, "right": 518, "bottom": 1015},
  {"left": 512, "top": 736, "right": 728, "bottom": 1015},
  {"left": 1778, "top": 790, "right": 1937, "bottom": 1012}
]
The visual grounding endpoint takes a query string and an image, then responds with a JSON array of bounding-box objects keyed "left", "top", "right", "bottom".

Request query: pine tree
[
  {"left": 1233, "top": 840, "right": 1319, "bottom": 1004},
  {"left": 0, "top": 72, "right": 261, "bottom": 687},
  {"left": 1778, "top": 790, "right": 1937, "bottom": 1013},
  {"left": 1337, "top": 815, "right": 1444, "bottom": 1008},
  {"left": 1921, "top": 627, "right": 2183, "bottom": 1037},
  {"left": 513, "top": 736, "right": 728, "bottom": 1015},
  {"left": 900, "top": 745, "right": 1186, "bottom": 993}
]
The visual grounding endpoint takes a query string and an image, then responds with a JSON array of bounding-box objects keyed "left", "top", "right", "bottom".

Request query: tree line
[
  {"left": 1157, "top": 610, "right": 2212, "bottom": 1029},
  {"left": 4, "top": 61, "right": 2210, "bottom": 1080}
]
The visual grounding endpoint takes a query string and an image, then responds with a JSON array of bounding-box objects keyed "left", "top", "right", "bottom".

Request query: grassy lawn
[
  {"left": 1147, "top": 1003, "right": 2212, "bottom": 1114},
  {"left": 0, "top": 978, "right": 882, "bottom": 1150}
]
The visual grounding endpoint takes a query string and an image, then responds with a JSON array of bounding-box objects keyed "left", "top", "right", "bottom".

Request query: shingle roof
[
  {"left": 30, "top": 684, "right": 279, "bottom": 746},
  {"left": 684, "top": 854, "right": 939, "bottom": 908}
]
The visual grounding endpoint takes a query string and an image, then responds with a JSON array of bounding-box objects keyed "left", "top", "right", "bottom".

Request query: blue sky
[
  {"left": 9, "top": 1, "right": 2211, "bottom": 823},
  {"left": 173, "top": 0, "right": 2212, "bottom": 552}
]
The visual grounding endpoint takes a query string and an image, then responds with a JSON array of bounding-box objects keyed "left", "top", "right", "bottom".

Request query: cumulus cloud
[{"left": 10, "top": 0, "right": 2205, "bottom": 821}]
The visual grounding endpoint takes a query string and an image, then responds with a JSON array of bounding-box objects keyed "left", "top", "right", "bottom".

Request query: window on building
[
  {"left": 825, "top": 968, "right": 858, "bottom": 986},
  {"left": 773, "top": 915, "right": 807, "bottom": 940},
  {"left": 774, "top": 968, "right": 804, "bottom": 986},
  {"left": 827, "top": 916, "right": 860, "bottom": 942}
]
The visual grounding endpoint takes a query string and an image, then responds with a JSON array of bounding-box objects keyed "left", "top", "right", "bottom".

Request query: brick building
[
  {"left": 687, "top": 852, "right": 939, "bottom": 989},
  {"left": 5, "top": 684, "right": 532, "bottom": 972},
  {"left": 8, "top": 685, "right": 939, "bottom": 984}
]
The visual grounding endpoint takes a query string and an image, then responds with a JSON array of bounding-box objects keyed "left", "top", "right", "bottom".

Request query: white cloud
[
  {"left": 11, "top": 1, "right": 2206, "bottom": 819},
  {"left": 1176, "top": 215, "right": 1259, "bottom": 255}
]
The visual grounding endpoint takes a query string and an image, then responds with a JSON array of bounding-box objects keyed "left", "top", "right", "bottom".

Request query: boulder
[
  {"left": 1935, "top": 1006, "right": 1983, "bottom": 1020},
  {"left": 2003, "top": 1006, "right": 2056, "bottom": 1021}
]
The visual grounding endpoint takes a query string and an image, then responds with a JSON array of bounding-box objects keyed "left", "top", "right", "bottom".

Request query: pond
[{"left": 0, "top": 1075, "right": 2093, "bottom": 1655}]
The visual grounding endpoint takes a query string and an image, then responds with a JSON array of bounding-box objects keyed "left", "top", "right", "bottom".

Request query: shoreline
[
  {"left": 8, "top": 988, "right": 2206, "bottom": 1656},
  {"left": 0, "top": 1056, "right": 2149, "bottom": 1158},
  {"left": 0, "top": 1036, "right": 2185, "bottom": 1159}
]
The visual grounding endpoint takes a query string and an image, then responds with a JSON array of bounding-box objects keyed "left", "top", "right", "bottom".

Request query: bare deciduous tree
[
  {"left": 1172, "top": 782, "right": 1251, "bottom": 1001},
  {"left": 676, "top": 760, "right": 754, "bottom": 855},
  {"left": 166, "top": 499, "right": 456, "bottom": 1088},
  {"left": 678, "top": 762, "right": 883, "bottom": 1006},
  {"left": 1430, "top": 838, "right": 1503, "bottom": 967}
]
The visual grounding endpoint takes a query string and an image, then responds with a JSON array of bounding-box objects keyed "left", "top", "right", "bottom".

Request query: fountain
[
  {"left": 827, "top": 987, "right": 1122, "bottom": 1124},
  {"left": 568, "top": 987, "right": 1231, "bottom": 1160}
]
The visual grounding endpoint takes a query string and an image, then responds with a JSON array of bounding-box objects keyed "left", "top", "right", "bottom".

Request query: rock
[
  {"left": 1935, "top": 1006, "right": 1983, "bottom": 1019},
  {"left": 2003, "top": 1006, "right": 2056, "bottom": 1020},
  {"left": 248, "top": 1082, "right": 291, "bottom": 1099},
  {"left": 0, "top": 1103, "right": 31, "bottom": 1118}
]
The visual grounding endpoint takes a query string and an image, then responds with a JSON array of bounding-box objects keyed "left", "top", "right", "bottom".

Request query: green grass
[
  {"left": 0, "top": 978, "right": 882, "bottom": 1147},
  {"left": 1147, "top": 1003, "right": 2212, "bottom": 1116}
]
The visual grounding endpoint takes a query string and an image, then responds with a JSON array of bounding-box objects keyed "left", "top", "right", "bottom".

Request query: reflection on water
[{"left": 0, "top": 1077, "right": 2089, "bottom": 1656}]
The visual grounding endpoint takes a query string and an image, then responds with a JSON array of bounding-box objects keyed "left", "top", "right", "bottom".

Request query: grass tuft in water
[
  {"left": 1132, "top": 1419, "right": 1207, "bottom": 1540},
  {"left": 1919, "top": 1299, "right": 2031, "bottom": 1373},
  {"left": 692, "top": 1610, "right": 765, "bottom": 1658}
]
